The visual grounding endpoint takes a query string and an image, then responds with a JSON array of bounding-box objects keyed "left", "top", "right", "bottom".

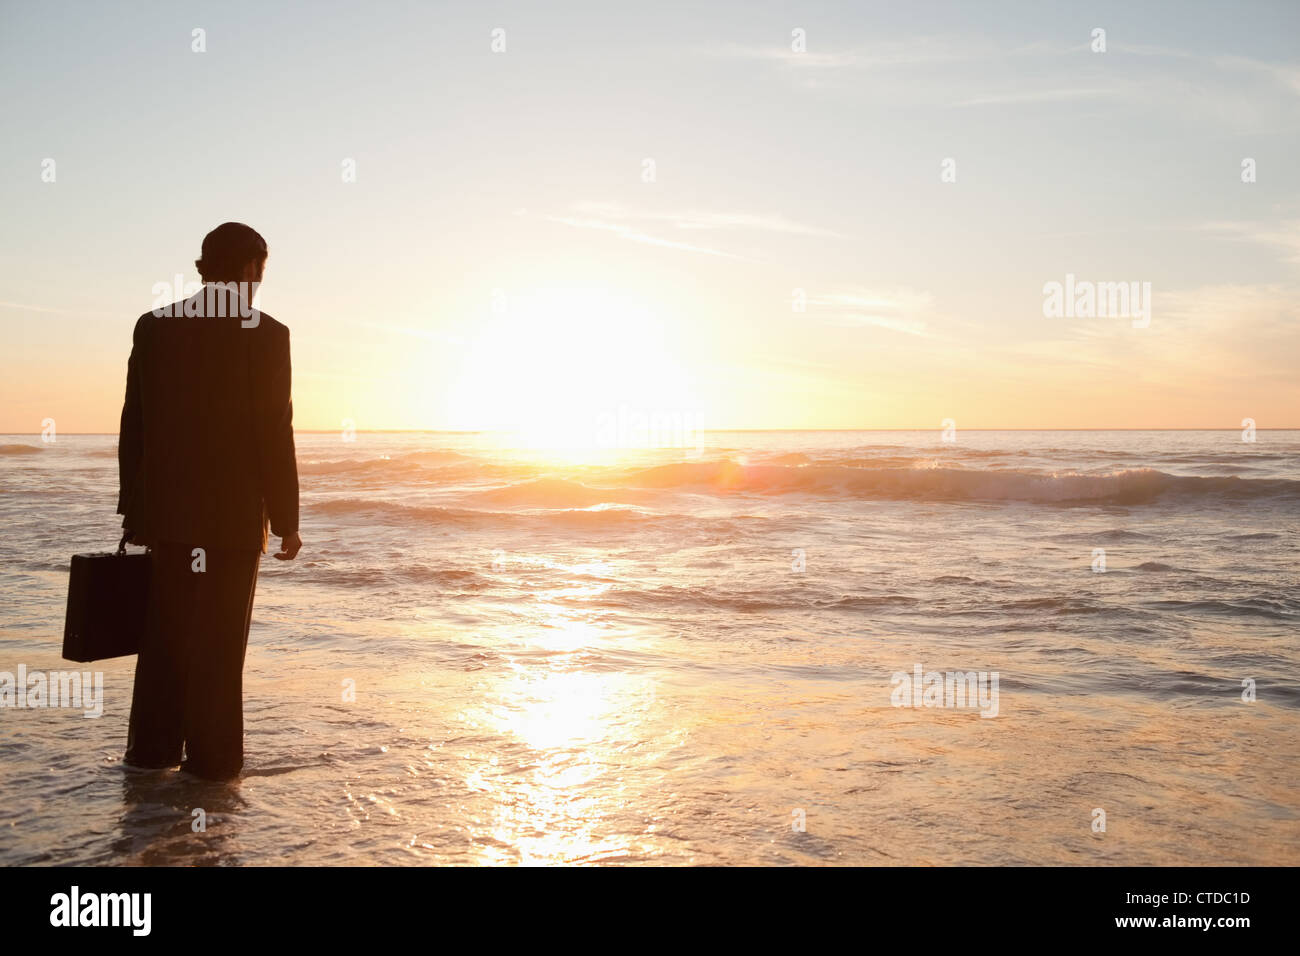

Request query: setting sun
[{"left": 445, "top": 286, "right": 700, "bottom": 449}]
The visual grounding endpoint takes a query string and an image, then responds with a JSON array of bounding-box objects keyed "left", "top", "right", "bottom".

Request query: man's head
[{"left": 195, "top": 222, "right": 268, "bottom": 285}]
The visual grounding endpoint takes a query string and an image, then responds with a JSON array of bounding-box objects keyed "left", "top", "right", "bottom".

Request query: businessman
[{"left": 117, "top": 222, "right": 301, "bottom": 780}]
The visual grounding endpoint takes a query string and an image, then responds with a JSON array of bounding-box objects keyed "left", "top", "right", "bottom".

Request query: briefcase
[{"left": 62, "top": 533, "right": 152, "bottom": 662}]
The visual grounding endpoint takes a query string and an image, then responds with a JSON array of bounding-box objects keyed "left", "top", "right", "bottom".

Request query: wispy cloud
[
  {"left": 809, "top": 289, "right": 935, "bottom": 337},
  {"left": 538, "top": 200, "right": 848, "bottom": 259},
  {"left": 570, "top": 201, "right": 847, "bottom": 238},
  {"left": 543, "top": 215, "right": 743, "bottom": 259},
  {"left": 701, "top": 36, "right": 977, "bottom": 70},
  {"left": 1115, "top": 44, "right": 1300, "bottom": 97},
  {"left": 0, "top": 300, "right": 118, "bottom": 318},
  {"left": 1214, "top": 54, "right": 1300, "bottom": 96},
  {"left": 953, "top": 87, "right": 1118, "bottom": 108},
  {"left": 991, "top": 282, "right": 1300, "bottom": 390},
  {"left": 1199, "top": 220, "right": 1300, "bottom": 266}
]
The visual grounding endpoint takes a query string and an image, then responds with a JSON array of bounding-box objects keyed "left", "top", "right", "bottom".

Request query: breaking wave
[{"left": 609, "top": 462, "right": 1300, "bottom": 504}]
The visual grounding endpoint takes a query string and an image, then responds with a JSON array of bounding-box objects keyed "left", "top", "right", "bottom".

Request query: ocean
[{"left": 1, "top": 429, "right": 1297, "bottom": 865}]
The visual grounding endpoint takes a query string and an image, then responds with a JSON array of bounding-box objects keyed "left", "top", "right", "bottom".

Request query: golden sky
[{"left": 2, "top": 2, "right": 1298, "bottom": 433}]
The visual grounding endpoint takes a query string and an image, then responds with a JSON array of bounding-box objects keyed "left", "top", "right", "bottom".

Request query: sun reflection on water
[{"left": 458, "top": 626, "right": 661, "bottom": 864}]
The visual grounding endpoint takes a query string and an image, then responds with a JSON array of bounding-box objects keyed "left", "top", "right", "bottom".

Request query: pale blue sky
[{"left": 2, "top": 0, "right": 1297, "bottom": 430}]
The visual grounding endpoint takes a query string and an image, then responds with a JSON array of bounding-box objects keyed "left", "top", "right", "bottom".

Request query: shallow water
[{"left": 1, "top": 430, "right": 1297, "bottom": 864}]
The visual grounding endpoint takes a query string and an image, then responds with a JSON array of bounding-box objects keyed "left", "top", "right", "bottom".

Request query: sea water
[{"left": 0, "top": 430, "right": 1296, "bottom": 864}]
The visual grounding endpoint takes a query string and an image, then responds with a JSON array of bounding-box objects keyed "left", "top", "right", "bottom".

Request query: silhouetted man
[{"left": 118, "top": 222, "right": 301, "bottom": 780}]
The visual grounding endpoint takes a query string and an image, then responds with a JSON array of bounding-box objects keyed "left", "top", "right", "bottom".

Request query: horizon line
[{"left": 5, "top": 426, "right": 1298, "bottom": 436}]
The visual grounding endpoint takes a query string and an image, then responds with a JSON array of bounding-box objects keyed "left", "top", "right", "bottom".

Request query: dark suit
[{"left": 117, "top": 285, "right": 298, "bottom": 778}]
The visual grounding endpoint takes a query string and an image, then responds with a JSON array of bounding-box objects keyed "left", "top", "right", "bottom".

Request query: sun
[{"left": 445, "top": 285, "right": 700, "bottom": 453}]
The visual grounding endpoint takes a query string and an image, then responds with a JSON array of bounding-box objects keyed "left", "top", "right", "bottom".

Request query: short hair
[{"left": 195, "top": 222, "right": 268, "bottom": 282}]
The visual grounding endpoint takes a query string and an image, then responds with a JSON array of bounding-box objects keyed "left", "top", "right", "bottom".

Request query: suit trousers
[{"left": 124, "top": 541, "right": 261, "bottom": 779}]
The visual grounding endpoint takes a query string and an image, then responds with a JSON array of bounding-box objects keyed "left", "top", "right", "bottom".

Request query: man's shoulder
[
  {"left": 249, "top": 312, "right": 290, "bottom": 348},
  {"left": 131, "top": 308, "right": 289, "bottom": 339},
  {"left": 132, "top": 309, "right": 160, "bottom": 343},
  {"left": 254, "top": 312, "right": 289, "bottom": 336}
]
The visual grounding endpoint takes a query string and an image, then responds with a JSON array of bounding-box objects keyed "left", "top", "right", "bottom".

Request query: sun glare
[{"left": 446, "top": 287, "right": 700, "bottom": 453}]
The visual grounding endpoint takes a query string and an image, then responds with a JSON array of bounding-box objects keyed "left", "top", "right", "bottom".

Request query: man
[{"left": 117, "top": 222, "right": 301, "bottom": 780}]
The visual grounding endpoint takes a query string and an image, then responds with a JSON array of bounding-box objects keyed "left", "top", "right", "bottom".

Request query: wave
[
  {"left": 1142, "top": 597, "right": 1297, "bottom": 621},
  {"left": 611, "top": 462, "right": 1300, "bottom": 504},
  {"left": 308, "top": 462, "right": 1298, "bottom": 518},
  {"left": 1043, "top": 529, "right": 1153, "bottom": 545},
  {"left": 300, "top": 449, "right": 476, "bottom": 476},
  {"left": 310, "top": 496, "right": 659, "bottom": 528},
  {"left": 470, "top": 478, "right": 653, "bottom": 508},
  {"left": 295, "top": 563, "right": 490, "bottom": 591},
  {"left": 0, "top": 444, "right": 42, "bottom": 455}
]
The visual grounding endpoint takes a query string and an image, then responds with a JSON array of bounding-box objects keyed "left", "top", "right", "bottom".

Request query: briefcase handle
[{"left": 116, "top": 533, "right": 150, "bottom": 555}]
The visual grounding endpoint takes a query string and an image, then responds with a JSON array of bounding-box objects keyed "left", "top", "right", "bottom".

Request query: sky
[{"left": 1, "top": 0, "right": 1298, "bottom": 434}]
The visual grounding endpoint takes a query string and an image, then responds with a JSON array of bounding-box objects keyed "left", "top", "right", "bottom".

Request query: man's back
[
  {"left": 118, "top": 285, "right": 298, "bottom": 552},
  {"left": 119, "top": 222, "right": 300, "bottom": 780}
]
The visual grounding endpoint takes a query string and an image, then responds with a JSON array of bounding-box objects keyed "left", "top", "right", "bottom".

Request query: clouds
[
  {"left": 698, "top": 27, "right": 1300, "bottom": 129},
  {"left": 539, "top": 201, "right": 847, "bottom": 260},
  {"left": 543, "top": 212, "right": 743, "bottom": 259},
  {"left": 951, "top": 88, "right": 1119, "bottom": 108},
  {"left": 700, "top": 35, "right": 980, "bottom": 71},
  {"left": 996, "top": 281, "right": 1300, "bottom": 393},
  {"left": 1199, "top": 221, "right": 1300, "bottom": 267},
  {"left": 806, "top": 289, "right": 936, "bottom": 337},
  {"left": 1116, "top": 44, "right": 1300, "bottom": 99},
  {"left": 569, "top": 201, "right": 848, "bottom": 238}
]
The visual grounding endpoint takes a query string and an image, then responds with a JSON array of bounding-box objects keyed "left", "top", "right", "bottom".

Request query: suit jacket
[{"left": 117, "top": 285, "right": 299, "bottom": 553}]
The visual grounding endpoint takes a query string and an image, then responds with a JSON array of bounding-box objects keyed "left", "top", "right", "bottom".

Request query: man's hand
[{"left": 274, "top": 531, "right": 302, "bottom": 561}]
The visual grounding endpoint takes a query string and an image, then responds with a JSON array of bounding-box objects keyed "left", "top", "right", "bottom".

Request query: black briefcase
[{"left": 62, "top": 533, "right": 152, "bottom": 662}]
